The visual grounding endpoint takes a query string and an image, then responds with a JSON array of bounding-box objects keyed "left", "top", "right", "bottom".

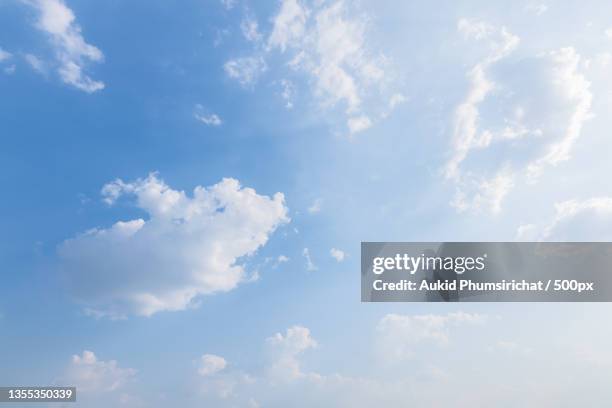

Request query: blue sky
[{"left": 1, "top": 0, "right": 612, "bottom": 406}]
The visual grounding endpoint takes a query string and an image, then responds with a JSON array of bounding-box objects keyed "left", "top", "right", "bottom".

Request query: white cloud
[
  {"left": 446, "top": 19, "right": 592, "bottom": 214},
  {"left": 446, "top": 19, "right": 520, "bottom": 181},
  {"left": 279, "top": 79, "right": 295, "bottom": 108},
  {"left": 195, "top": 113, "right": 222, "bottom": 126},
  {"left": 519, "top": 197, "right": 612, "bottom": 241},
  {"left": 27, "top": 0, "right": 104, "bottom": 92},
  {"left": 266, "top": 325, "right": 317, "bottom": 380},
  {"left": 0, "top": 47, "right": 12, "bottom": 62},
  {"left": 194, "top": 105, "right": 223, "bottom": 126},
  {"left": 265, "top": 1, "right": 394, "bottom": 134},
  {"left": 329, "top": 248, "right": 345, "bottom": 262},
  {"left": 347, "top": 115, "right": 372, "bottom": 134},
  {"left": 64, "top": 351, "right": 136, "bottom": 392},
  {"left": 198, "top": 354, "right": 228, "bottom": 376},
  {"left": 525, "top": 48, "right": 593, "bottom": 180},
  {"left": 307, "top": 198, "right": 322, "bottom": 213},
  {"left": 59, "top": 173, "right": 289, "bottom": 317},
  {"left": 302, "top": 248, "right": 317, "bottom": 271},
  {"left": 450, "top": 167, "right": 514, "bottom": 214},
  {"left": 241, "top": 15, "right": 262, "bottom": 42},
  {"left": 605, "top": 28, "right": 612, "bottom": 40},
  {"left": 224, "top": 56, "right": 267, "bottom": 86},
  {"left": 275, "top": 255, "right": 289, "bottom": 266},
  {"left": 24, "top": 53, "right": 46, "bottom": 73},
  {"left": 267, "top": 0, "right": 308, "bottom": 52},
  {"left": 388, "top": 93, "right": 407, "bottom": 109},
  {"left": 376, "top": 312, "right": 487, "bottom": 360}
]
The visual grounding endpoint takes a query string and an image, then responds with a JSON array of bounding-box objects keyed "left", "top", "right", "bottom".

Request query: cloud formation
[
  {"left": 226, "top": 0, "right": 399, "bottom": 135},
  {"left": 198, "top": 354, "right": 228, "bottom": 377},
  {"left": 447, "top": 19, "right": 592, "bottom": 214},
  {"left": 64, "top": 351, "right": 136, "bottom": 392},
  {"left": 59, "top": 173, "right": 289, "bottom": 317},
  {"left": 224, "top": 56, "right": 267, "bottom": 86},
  {"left": 517, "top": 197, "right": 612, "bottom": 241},
  {"left": 27, "top": 0, "right": 105, "bottom": 92}
]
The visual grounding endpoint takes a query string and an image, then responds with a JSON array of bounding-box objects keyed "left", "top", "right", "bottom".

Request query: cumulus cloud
[
  {"left": 446, "top": 19, "right": 592, "bottom": 214},
  {"left": 224, "top": 56, "right": 267, "bottom": 86},
  {"left": 26, "top": 0, "right": 104, "bottom": 92},
  {"left": 64, "top": 351, "right": 136, "bottom": 392},
  {"left": 329, "top": 248, "right": 345, "bottom": 262},
  {"left": 266, "top": 325, "right": 318, "bottom": 381},
  {"left": 517, "top": 197, "right": 612, "bottom": 241},
  {"left": 198, "top": 354, "right": 228, "bottom": 376},
  {"left": 376, "top": 312, "right": 487, "bottom": 360},
  {"left": 58, "top": 173, "right": 289, "bottom": 317}
]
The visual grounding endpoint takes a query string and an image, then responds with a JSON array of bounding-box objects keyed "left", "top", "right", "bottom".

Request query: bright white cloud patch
[
  {"left": 347, "top": 115, "right": 372, "bottom": 134},
  {"left": 377, "top": 312, "right": 487, "bottom": 360},
  {"left": 224, "top": 57, "right": 267, "bottom": 86},
  {"left": 227, "top": 0, "right": 397, "bottom": 135},
  {"left": 198, "top": 354, "right": 228, "bottom": 376},
  {"left": 329, "top": 248, "right": 345, "bottom": 262},
  {"left": 267, "top": 0, "right": 308, "bottom": 52},
  {"left": 266, "top": 325, "right": 317, "bottom": 380},
  {"left": 447, "top": 19, "right": 592, "bottom": 214},
  {"left": 28, "top": 0, "right": 104, "bottom": 92},
  {"left": 64, "top": 351, "right": 136, "bottom": 392},
  {"left": 59, "top": 173, "right": 289, "bottom": 317}
]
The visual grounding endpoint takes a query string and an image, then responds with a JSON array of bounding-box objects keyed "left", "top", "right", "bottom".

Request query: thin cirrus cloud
[
  {"left": 446, "top": 19, "right": 592, "bottom": 215},
  {"left": 58, "top": 173, "right": 289, "bottom": 318},
  {"left": 223, "top": 0, "right": 403, "bottom": 135},
  {"left": 24, "top": 0, "right": 104, "bottom": 92}
]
